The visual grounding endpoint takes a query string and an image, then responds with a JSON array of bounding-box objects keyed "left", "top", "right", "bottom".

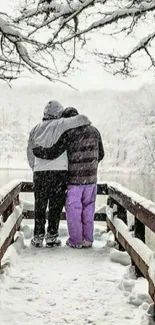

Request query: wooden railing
[
  {"left": 106, "top": 182, "right": 155, "bottom": 315},
  {"left": 0, "top": 180, "right": 155, "bottom": 317},
  {"left": 21, "top": 181, "right": 107, "bottom": 220},
  {"left": 0, "top": 181, "right": 24, "bottom": 266},
  {"left": 0, "top": 181, "right": 107, "bottom": 266}
]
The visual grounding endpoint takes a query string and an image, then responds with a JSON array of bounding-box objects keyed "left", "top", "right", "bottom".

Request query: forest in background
[{"left": 0, "top": 82, "right": 155, "bottom": 174}]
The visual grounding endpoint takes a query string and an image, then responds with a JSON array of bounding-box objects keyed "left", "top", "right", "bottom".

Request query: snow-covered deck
[
  {"left": 0, "top": 222, "right": 153, "bottom": 325},
  {"left": 1, "top": 180, "right": 155, "bottom": 324}
]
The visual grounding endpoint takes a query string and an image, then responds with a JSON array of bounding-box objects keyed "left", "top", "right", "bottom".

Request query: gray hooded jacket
[{"left": 27, "top": 101, "right": 90, "bottom": 172}]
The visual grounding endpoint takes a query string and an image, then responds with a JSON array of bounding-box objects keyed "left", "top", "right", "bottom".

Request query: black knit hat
[{"left": 62, "top": 107, "right": 79, "bottom": 118}]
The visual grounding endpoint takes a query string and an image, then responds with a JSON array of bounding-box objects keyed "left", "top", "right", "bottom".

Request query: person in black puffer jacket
[{"left": 33, "top": 107, "right": 104, "bottom": 248}]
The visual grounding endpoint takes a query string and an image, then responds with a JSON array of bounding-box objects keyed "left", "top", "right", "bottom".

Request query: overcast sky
[{"left": 1, "top": 0, "right": 154, "bottom": 91}]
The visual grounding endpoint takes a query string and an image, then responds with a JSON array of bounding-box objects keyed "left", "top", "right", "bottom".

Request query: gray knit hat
[{"left": 43, "top": 100, "right": 64, "bottom": 119}]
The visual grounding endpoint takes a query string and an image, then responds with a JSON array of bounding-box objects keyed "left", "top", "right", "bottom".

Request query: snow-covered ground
[{"left": 0, "top": 222, "right": 154, "bottom": 325}]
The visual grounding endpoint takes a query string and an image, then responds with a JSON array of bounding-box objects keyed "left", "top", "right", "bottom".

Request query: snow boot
[
  {"left": 45, "top": 233, "right": 62, "bottom": 247},
  {"left": 66, "top": 239, "right": 82, "bottom": 249},
  {"left": 82, "top": 240, "right": 92, "bottom": 248},
  {"left": 31, "top": 234, "right": 44, "bottom": 248}
]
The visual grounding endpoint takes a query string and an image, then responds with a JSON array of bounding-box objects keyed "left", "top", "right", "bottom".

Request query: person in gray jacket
[{"left": 27, "top": 100, "right": 90, "bottom": 248}]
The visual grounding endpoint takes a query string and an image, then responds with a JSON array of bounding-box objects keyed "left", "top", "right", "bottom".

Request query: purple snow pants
[{"left": 65, "top": 184, "right": 97, "bottom": 245}]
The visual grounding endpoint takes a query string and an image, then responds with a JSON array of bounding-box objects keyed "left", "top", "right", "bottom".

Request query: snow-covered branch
[
  {"left": 1, "top": 0, "right": 155, "bottom": 82},
  {"left": 0, "top": 16, "right": 59, "bottom": 83}
]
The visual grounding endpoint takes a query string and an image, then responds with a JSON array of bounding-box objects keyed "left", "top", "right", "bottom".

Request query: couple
[{"left": 27, "top": 101, "right": 104, "bottom": 249}]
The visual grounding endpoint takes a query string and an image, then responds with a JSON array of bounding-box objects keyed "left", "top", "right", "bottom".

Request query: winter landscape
[
  {"left": 1, "top": 81, "right": 155, "bottom": 175},
  {"left": 1, "top": 1, "right": 155, "bottom": 325}
]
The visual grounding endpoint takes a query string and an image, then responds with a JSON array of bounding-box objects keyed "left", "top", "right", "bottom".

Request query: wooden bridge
[{"left": 0, "top": 180, "right": 155, "bottom": 320}]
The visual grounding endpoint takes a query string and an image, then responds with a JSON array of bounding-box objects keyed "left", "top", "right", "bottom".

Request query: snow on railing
[
  {"left": 108, "top": 181, "right": 155, "bottom": 216},
  {"left": 106, "top": 182, "right": 155, "bottom": 311},
  {"left": 0, "top": 180, "right": 25, "bottom": 266},
  {"left": 0, "top": 205, "right": 23, "bottom": 248},
  {"left": 0, "top": 179, "right": 23, "bottom": 204}
]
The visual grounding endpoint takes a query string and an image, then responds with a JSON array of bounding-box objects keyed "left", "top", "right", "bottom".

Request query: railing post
[
  {"left": 2, "top": 195, "right": 20, "bottom": 244},
  {"left": 2, "top": 202, "right": 14, "bottom": 223},
  {"left": 106, "top": 198, "right": 127, "bottom": 250},
  {"left": 14, "top": 194, "right": 19, "bottom": 206},
  {"left": 117, "top": 203, "right": 127, "bottom": 251},
  {"left": 107, "top": 197, "right": 117, "bottom": 232},
  {"left": 132, "top": 216, "right": 145, "bottom": 278},
  {"left": 14, "top": 194, "right": 21, "bottom": 231},
  {"left": 107, "top": 197, "right": 112, "bottom": 232},
  {"left": 134, "top": 217, "right": 145, "bottom": 242}
]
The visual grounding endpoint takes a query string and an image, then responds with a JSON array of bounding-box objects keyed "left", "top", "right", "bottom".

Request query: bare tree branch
[{"left": 1, "top": 0, "right": 155, "bottom": 84}]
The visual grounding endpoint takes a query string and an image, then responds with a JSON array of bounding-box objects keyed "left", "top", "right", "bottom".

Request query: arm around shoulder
[{"left": 33, "top": 131, "right": 70, "bottom": 160}]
